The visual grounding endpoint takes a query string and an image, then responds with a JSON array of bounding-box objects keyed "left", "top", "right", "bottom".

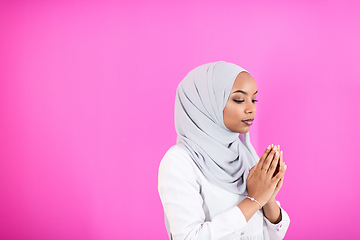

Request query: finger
[
  {"left": 276, "top": 175, "right": 284, "bottom": 189},
  {"left": 282, "top": 153, "right": 286, "bottom": 173},
  {"left": 253, "top": 162, "right": 258, "bottom": 170},
  {"left": 275, "top": 176, "right": 285, "bottom": 201},
  {"left": 261, "top": 145, "right": 278, "bottom": 172},
  {"left": 268, "top": 149, "right": 280, "bottom": 176},
  {"left": 280, "top": 174, "right": 284, "bottom": 185},
  {"left": 257, "top": 145, "right": 272, "bottom": 170},
  {"left": 275, "top": 150, "right": 284, "bottom": 176},
  {"left": 247, "top": 162, "right": 258, "bottom": 179},
  {"left": 272, "top": 163, "right": 287, "bottom": 183},
  {"left": 259, "top": 144, "right": 275, "bottom": 170},
  {"left": 280, "top": 159, "right": 287, "bottom": 173},
  {"left": 273, "top": 151, "right": 282, "bottom": 177},
  {"left": 278, "top": 145, "right": 282, "bottom": 165},
  {"left": 278, "top": 145, "right": 283, "bottom": 163}
]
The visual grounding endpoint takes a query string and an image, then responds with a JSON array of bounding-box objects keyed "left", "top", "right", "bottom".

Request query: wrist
[
  {"left": 246, "top": 192, "right": 268, "bottom": 207},
  {"left": 245, "top": 196, "right": 262, "bottom": 209},
  {"left": 266, "top": 197, "right": 277, "bottom": 205},
  {"left": 262, "top": 200, "right": 282, "bottom": 224},
  {"left": 238, "top": 197, "right": 263, "bottom": 222},
  {"left": 264, "top": 201, "right": 277, "bottom": 209}
]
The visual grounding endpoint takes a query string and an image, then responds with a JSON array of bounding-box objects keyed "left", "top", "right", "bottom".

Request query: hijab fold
[{"left": 175, "top": 61, "right": 259, "bottom": 195}]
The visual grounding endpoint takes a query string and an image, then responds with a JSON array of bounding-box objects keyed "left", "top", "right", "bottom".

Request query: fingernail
[
  {"left": 267, "top": 145, "right": 271, "bottom": 150},
  {"left": 275, "top": 151, "right": 279, "bottom": 156},
  {"left": 273, "top": 145, "right": 276, "bottom": 150},
  {"left": 284, "top": 165, "right": 287, "bottom": 170}
]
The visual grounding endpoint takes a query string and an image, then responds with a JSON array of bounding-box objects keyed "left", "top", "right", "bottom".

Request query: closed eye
[{"left": 233, "top": 99, "right": 258, "bottom": 103}]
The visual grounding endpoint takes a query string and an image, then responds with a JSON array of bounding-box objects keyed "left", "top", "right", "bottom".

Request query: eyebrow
[{"left": 232, "top": 90, "right": 258, "bottom": 95}]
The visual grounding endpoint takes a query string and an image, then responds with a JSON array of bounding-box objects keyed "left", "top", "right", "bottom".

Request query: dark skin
[{"left": 223, "top": 72, "right": 287, "bottom": 223}]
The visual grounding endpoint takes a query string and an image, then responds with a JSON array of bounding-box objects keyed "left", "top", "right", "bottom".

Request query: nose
[{"left": 245, "top": 102, "right": 256, "bottom": 114}]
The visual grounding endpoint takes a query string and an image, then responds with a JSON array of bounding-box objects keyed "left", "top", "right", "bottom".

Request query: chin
[{"left": 238, "top": 127, "right": 250, "bottom": 134}]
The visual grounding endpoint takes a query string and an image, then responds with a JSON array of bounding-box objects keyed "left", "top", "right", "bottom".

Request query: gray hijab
[{"left": 175, "top": 61, "right": 259, "bottom": 195}]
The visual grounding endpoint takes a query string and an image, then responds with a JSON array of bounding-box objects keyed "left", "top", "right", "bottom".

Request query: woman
[{"left": 158, "top": 61, "right": 290, "bottom": 240}]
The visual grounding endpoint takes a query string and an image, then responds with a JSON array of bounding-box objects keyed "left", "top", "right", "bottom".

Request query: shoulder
[
  {"left": 158, "top": 145, "right": 201, "bottom": 184},
  {"left": 159, "top": 145, "right": 195, "bottom": 172}
]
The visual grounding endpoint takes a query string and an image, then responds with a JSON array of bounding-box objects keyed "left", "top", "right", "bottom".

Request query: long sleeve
[
  {"left": 158, "top": 148, "right": 248, "bottom": 240},
  {"left": 263, "top": 204, "right": 290, "bottom": 240}
]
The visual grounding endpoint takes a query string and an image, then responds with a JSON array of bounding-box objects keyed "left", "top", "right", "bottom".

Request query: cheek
[
  {"left": 231, "top": 109, "right": 242, "bottom": 120},
  {"left": 223, "top": 106, "right": 234, "bottom": 127},
  {"left": 225, "top": 105, "right": 243, "bottom": 122}
]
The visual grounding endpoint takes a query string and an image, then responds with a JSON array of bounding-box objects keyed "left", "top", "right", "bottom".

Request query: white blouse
[{"left": 158, "top": 145, "right": 290, "bottom": 240}]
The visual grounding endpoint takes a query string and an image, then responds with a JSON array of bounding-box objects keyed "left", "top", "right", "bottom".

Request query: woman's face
[{"left": 223, "top": 72, "right": 258, "bottom": 133}]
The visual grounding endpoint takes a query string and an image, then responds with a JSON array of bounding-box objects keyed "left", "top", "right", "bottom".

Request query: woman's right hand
[{"left": 246, "top": 145, "right": 283, "bottom": 207}]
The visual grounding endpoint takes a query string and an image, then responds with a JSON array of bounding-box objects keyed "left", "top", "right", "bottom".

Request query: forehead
[{"left": 231, "top": 72, "right": 257, "bottom": 92}]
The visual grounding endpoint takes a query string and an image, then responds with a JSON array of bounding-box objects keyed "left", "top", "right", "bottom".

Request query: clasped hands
[{"left": 246, "top": 144, "right": 287, "bottom": 207}]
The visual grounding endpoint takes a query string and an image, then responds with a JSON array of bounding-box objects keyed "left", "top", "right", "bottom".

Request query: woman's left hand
[
  {"left": 262, "top": 145, "right": 287, "bottom": 224},
  {"left": 266, "top": 145, "right": 286, "bottom": 203}
]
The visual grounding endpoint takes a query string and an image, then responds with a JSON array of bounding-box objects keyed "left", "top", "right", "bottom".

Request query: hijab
[{"left": 175, "top": 61, "right": 259, "bottom": 195}]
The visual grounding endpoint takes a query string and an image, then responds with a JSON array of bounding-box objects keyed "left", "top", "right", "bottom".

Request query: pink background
[{"left": 1, "top": 0, "right": 359, "bottom": 239}]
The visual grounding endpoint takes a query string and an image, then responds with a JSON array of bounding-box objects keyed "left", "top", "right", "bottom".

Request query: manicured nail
[
  {"left": 273, "top": 145, "right": 277, "bottom": 150},
  {"left": 267, "top": 145, "right": 271, "bottom": 150},
  {"left": 283, "top": 165, "right": 287, "bottom": 170},
  {"left": 275, "top": 151, "right": 279, "bottom": 156}
]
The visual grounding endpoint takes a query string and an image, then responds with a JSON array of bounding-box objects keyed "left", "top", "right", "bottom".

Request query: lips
[{"left": 241, "top": 119, "right": 254, "bottom": 126}]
